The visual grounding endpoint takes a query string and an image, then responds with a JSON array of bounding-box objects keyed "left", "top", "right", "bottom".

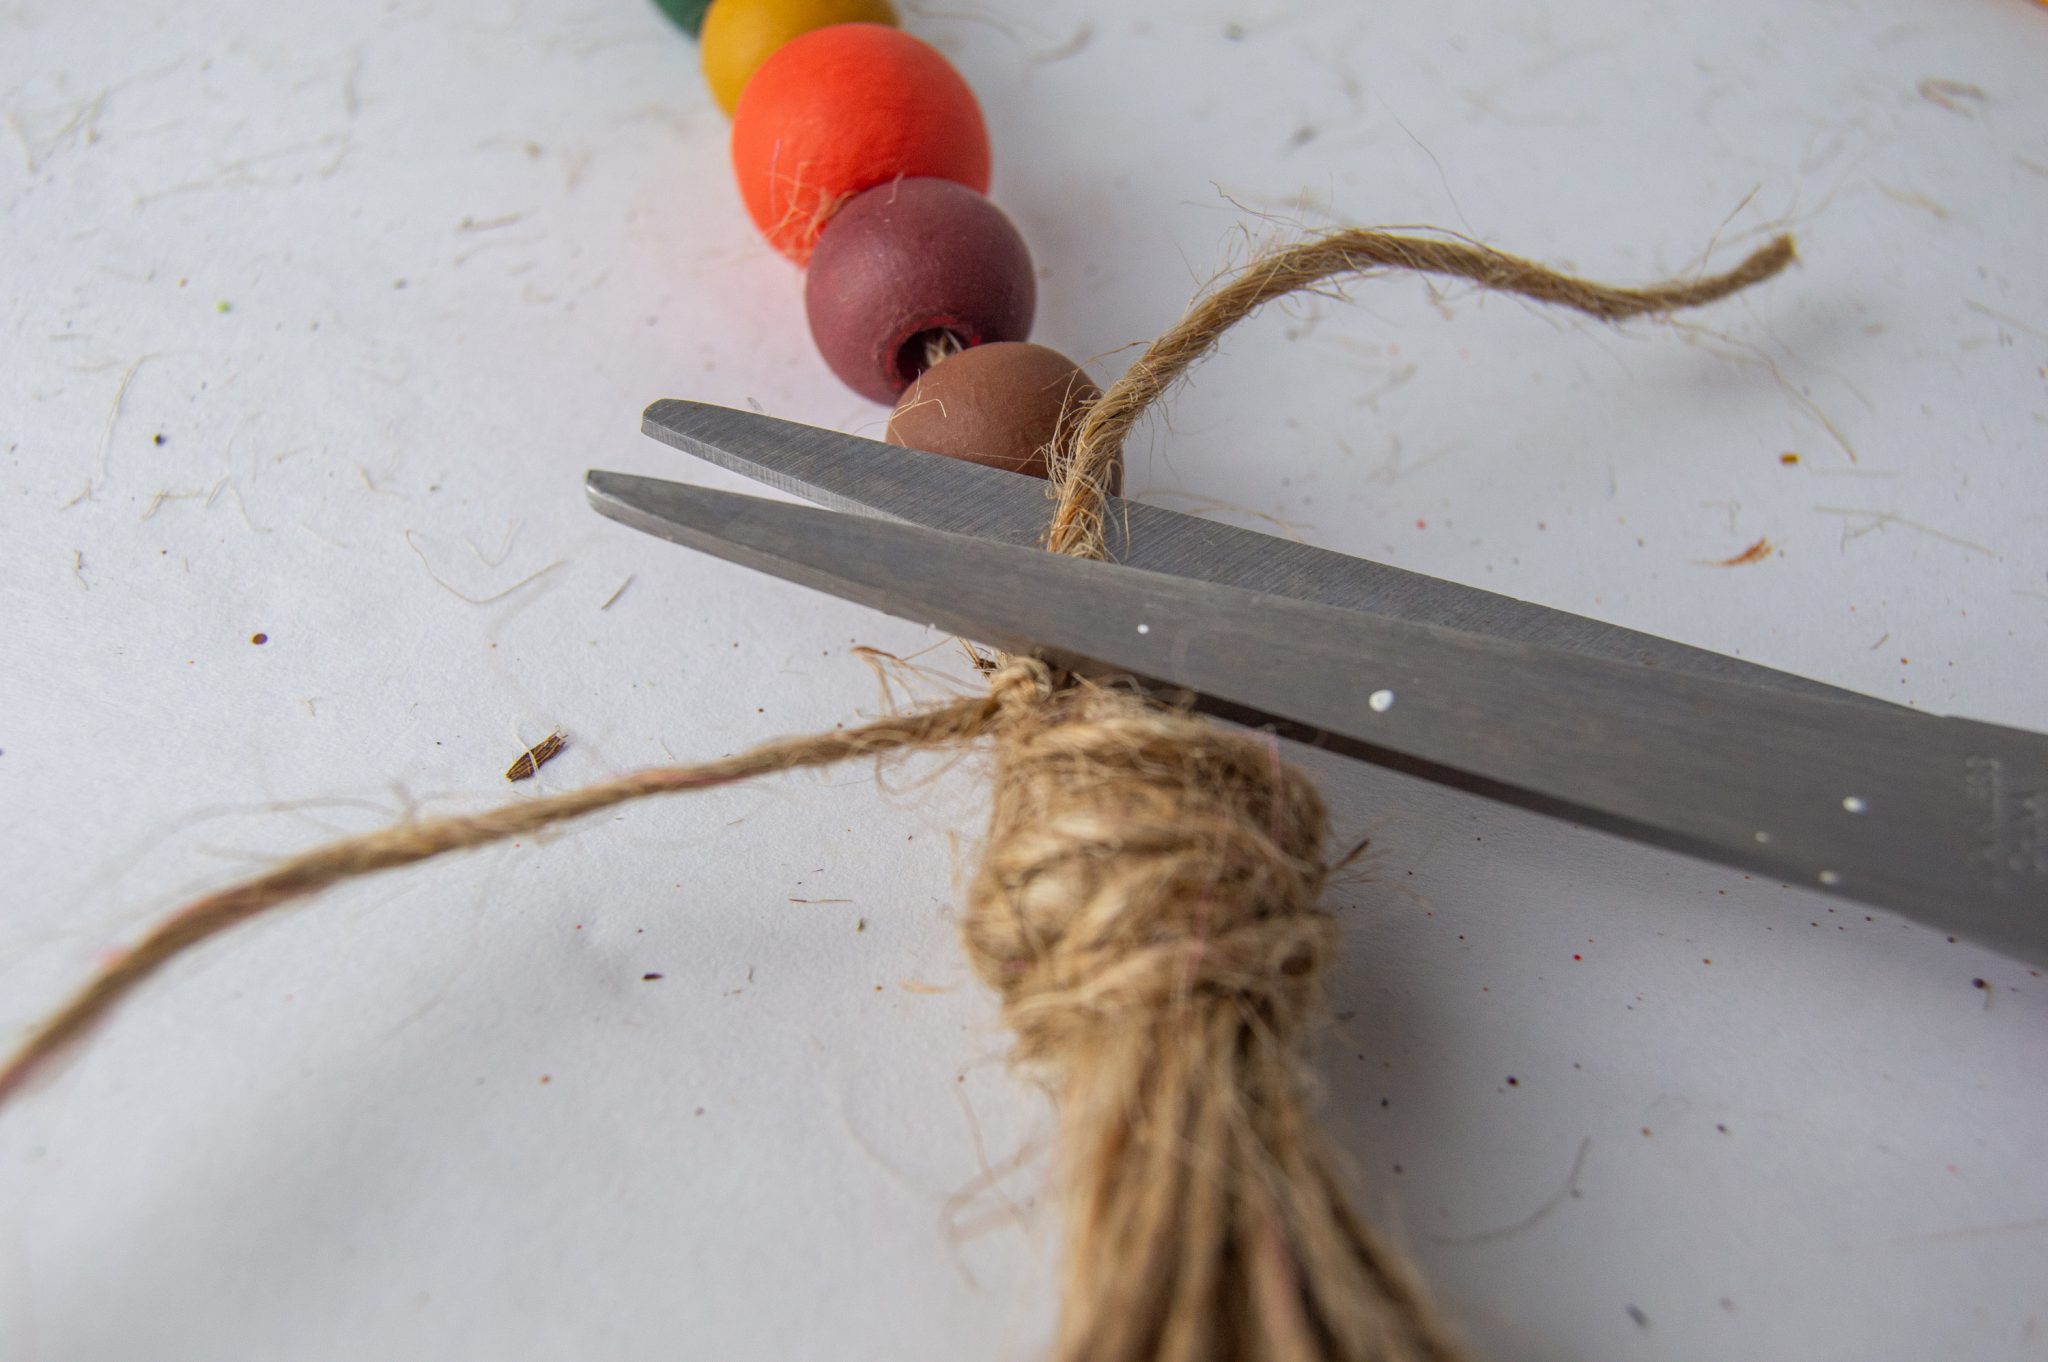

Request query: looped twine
[
  {"left": 972, "top": 222, "right": 1799, "bottom": 1093},
  {"left": 1043, "top": 227, "right": 1795, "bottom": 561}
]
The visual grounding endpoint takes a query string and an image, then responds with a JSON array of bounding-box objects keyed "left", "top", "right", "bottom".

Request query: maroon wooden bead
[
  {"left": 886, "top": 341, "right": 1101, "bottom": 481},
  {"left": 804, "top": 177, "right": 1036, "bottom": 404}
]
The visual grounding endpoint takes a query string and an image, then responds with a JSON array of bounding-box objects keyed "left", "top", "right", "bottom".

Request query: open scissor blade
[
  {"left": 587, "top": 469, "right": 2048, "bottom": 964},
  {"left": 643, "top": 399, "right": 1891, "bottom": 709}
]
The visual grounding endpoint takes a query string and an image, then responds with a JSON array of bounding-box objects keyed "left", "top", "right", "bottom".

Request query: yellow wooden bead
[{"left": 701, "top": 0, "right": 900, "bottom": 117}]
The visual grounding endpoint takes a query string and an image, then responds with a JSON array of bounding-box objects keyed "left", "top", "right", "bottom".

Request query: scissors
[{"left": 587, "top": 400, "right": 2048, "bottom": 965}]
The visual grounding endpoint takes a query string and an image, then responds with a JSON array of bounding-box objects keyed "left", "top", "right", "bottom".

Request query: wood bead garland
[
  {"left": 700, "top": 0, "right": 899, "bottom": 117},
  {"left": 729, "top": 23, "right": 991, "bottom": 264},
  {"left": 886, "top": 341, "right": 1101, "bottom": 481},
  {"left": 805, "top": 178, "right": 1037, "bottom": 404}
]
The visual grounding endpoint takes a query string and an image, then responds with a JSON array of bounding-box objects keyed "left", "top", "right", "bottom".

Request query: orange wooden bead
[
  {"left": 700, "top": 0, "right": 899, "bottom": 117},
  {"left": 729, "top": 23, "right": 990, "bottom": 264}
]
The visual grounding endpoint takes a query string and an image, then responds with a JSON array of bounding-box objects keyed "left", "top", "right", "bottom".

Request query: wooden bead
[
  {"left": 805, "top": 179, "right": 1035, "bottom": 404},
  {"left": 701, "top": 0, "right": 898, "bottom": 117},
  {"left": 886, "top": 342, "right": 1101, "bottom": 481},
  {"left": 730, "top": 24, "right": 990, "bottom": 263},
  {"left": 649, "top": 0, "right": 713, "bottom": 37}
]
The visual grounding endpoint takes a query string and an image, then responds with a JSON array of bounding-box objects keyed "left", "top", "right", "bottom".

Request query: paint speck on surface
[
  {"left": 1819, "top": 870, "right": 1842, "bottom": 886},
  {"left": 1710, "top": 536, "right": 1773, "bottom": 567},
  {"left": 1972, "top": 977, "right": 1988, "bottom": 990},
  {"left": 249, "top": 632, "right": 268, "bottom": 645},
  {"left": 1136, "top": 622, "right": 1150, "bottom": 634},
  {"left": 153, "top": 432, "right": 166, "bottom": 446},
  {"left": 1626, "top": 1305, "right": 1650, "bottom": 1329},
  {"left": 642, "top": 972, "right": 664, "bottom": 981},
  {"left": 1505, "top": 1076, "right": 1519, "bottom": 1087},
  {"left": 539, "top": 1074, "right": 551, "bottom": 1085},
  {"left": 1779, "top": 452, "right": 1799, "bottom": 465},
  {"left": 1755, "top": 830, "right": 1772, "bottom": 843},
  {"left": 216, "top": 300, "right": 231, "bottom": 313},
  {"left": 1368, "top": 689, "right": 1396, "bottom": 712},
  {"left": 1415, "top": 518, "right": 1427, "bottom": 530},
  {"left": 1842, "top": 795, "right": 1867, "bottom": 813}
]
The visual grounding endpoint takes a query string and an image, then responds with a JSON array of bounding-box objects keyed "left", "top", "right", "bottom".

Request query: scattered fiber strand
[
  {"left": 0, "top": 678, "right": 1028, "bottom": 1107},
  {"left": 1710, "top": 536, "right": 1775, "bottom": 567}
]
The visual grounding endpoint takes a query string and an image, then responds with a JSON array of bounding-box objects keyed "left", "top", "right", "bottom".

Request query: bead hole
[{"left": 897, "top": 327, "right": 966, "bottom": 386}]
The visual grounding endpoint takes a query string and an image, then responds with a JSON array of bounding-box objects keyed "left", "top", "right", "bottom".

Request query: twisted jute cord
[
  {"left": 1, "top": 226, "right": 1793, "bottom": 1362},
  {"left": 1046, "top": 229, "right": 1796, "bottom": 559}
]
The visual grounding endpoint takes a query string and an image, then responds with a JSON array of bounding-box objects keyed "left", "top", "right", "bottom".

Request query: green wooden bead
[{"left": 649, "top": 0, "right": 714, "bottom": 37}]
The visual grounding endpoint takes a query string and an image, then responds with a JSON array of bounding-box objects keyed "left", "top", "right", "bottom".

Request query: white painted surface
[{"left": 3, "top": 1, "right": 2045, "bottom": 1358}]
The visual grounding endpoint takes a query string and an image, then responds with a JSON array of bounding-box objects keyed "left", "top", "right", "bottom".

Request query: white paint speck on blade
[
  {"left": 1368, "top": 688, "right": 1395, "bottom": 712},
  {"left": 1135, "top": 622, "right": 1150, "bottom": 634},
  {"left": 1843, "top": 796, "right": 1868, "bottom": 813},
  {"left": 1819, "top": 870, "right": 1842, "bottom": 886}
]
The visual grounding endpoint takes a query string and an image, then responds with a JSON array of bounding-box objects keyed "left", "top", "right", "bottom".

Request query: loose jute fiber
[{"left": 1, "top": 228, "right": 1794, "bottom": 1362}]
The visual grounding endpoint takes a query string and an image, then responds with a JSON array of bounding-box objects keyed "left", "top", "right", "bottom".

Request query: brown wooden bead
[
  {"left": 885, "top": 341, "right": 1101, "bottom": 481},
  {"left": 805, "top": 178, "right": 1035, "bottom": 404}
]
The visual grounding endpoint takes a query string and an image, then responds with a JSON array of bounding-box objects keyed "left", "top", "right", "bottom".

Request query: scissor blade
[
  {"left": 643, "top": 399, "right": 1889, "bottom": 709},
  {"left": 587, "top": 470, "right": 2048, "bottom": 964}
]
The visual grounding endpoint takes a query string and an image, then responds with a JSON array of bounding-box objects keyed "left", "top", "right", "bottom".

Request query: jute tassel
[
  {"left": 965, "top": 679, "right": 1461, "bottom": 1362},
  {"left": 0, "top": 227, "right": 1795, "bottom": 1362}
]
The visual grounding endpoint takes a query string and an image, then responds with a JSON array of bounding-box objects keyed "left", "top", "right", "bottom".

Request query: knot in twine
[
  {"left": 966, "top": 683, "right": 1332, "bottom": 1056},
  {"left": 1, "top": 225, "right": 1797, "bottom": 1362}
]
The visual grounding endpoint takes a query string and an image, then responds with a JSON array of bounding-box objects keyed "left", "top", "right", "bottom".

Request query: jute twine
[{"left": 0, "top": 227, "right": 1794, "bottom": 1361}]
